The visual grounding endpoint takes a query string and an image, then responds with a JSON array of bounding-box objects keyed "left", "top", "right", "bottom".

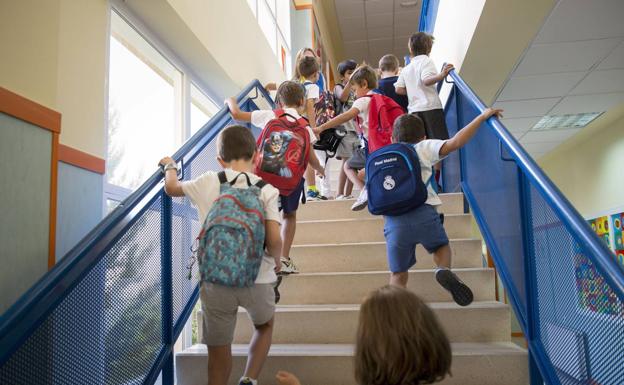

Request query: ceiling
[
  {"left": 333, "top": 0, "right": 421, "bottom": 66},
  {"left": 493, "top": 0, "right": 624, "bottom": 159}
]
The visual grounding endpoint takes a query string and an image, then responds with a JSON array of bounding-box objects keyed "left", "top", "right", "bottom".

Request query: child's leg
[
  {"left": 384, "top": 219, "right": 417, "bottom": 288},
  {"left": 432, "top": 244, "right": 451, "bottom": 269},
  {"left": 344, "top": 162, "right": 364, "bottom": 190},
  {"left": 345, "top": 178, "right": 354, "bottom": 196},
  {"left": 244, "top": 317, "right": 274, "bottom": 378},
  {"left": 208, "top": 345, "right": 232, "bottom": 385},
  {"left": 337, "top": 159, "right": 348, "bottom": 196},
  {"left": 281, "top": 211, "right": 296, "bottom": 259},
  {"left": 390, "top": 272, "right": 409, "bottom": 288},
  {"left": 304, "top": 165, "right": 316, "bottom": 192}
]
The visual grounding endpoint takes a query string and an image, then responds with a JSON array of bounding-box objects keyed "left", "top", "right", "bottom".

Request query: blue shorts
[
  {"left": 383, "top": 204, "right": 449, "bottom": 273},
  {"left": 279, "top": 179, "right": 305, "bottom": 214}
]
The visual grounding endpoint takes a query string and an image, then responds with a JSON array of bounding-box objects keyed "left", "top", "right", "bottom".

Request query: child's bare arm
[
  {"left": 439, "top": 108, "right": 503, "bottom": 157},
  {"left": 225, "top": 97, "right": 252, "bottom": 122},
  {"left": 306, "top": 98, "right": 317, "bottom": 128},
  {"left": 265, "top": 220, "right": 282, "bottom": 270},
  {"left": 423, "top": 63, "right": 454, "bottom": 87},
  {"left": 159, "top": 157, "right": 185, "bottom": 197},
  {"left": 265, "top": 82, "right": 277, "bottom": 91},
  {"left": 338, "top": 84, "right": 352, "bottom": 102},
  {"left": 308, "top": 151, "right": 325, "bottom": 177},
  {"left": 314, "top": 108, "right": 359, "bottom": 135}
]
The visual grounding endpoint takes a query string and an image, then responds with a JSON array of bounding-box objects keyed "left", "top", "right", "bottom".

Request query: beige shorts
[{"left": 200, "top": 282, "right": 275, "bottom": 346}]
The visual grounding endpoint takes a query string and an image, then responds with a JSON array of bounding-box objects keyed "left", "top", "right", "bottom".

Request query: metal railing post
[{"left": 161, "top": 193, "right": 174, "bottom": 385}]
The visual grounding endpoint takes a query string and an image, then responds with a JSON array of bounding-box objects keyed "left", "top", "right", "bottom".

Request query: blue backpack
[
  {"left": 365, "top": 143, "right": 428, "bottom": 216},
  {"left": 196, "top": 171, "right": 267, "bottom": 287}
]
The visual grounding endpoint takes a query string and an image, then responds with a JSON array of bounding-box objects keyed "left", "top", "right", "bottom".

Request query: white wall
[{"left": 429, "top": 0, "right": 486, "bottom": 102}]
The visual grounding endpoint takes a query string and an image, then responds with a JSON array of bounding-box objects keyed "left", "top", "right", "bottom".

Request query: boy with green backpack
[{"left": 160, "top": 125, "right": 282, "bottom": 385}]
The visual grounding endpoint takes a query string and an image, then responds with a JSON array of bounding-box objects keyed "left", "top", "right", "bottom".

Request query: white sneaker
[
  {"left": 280, "top": 257, "right": 299, "bottom": 274},
  {"left": 336, "top": 194, "right": 353, "bottom": 200},
  {"left": 351, "top": 188, "right": 368, "bottom": 211}
]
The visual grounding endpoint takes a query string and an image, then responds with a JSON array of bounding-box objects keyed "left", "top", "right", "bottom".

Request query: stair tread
[
  {"left": 229, "top": 301, "right": 508, "bottom": 314},
  {"left": 303, "top": 192, "right": 464, "bottom": 205},
  {"left": 298, "top": 213, "right": 469, "bottom": 224},
  {"left": 291, "top": 267, "right": 493, "bottom": 277},
  {"left": 179, "top": 342, "right": 526, "bottom": 357},
  {"left": 291, "top": 238, "right": 480, "bottom": 248}
]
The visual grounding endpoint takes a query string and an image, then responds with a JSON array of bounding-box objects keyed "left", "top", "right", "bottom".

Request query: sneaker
[
  {"left": 279, "top": 257, "right": 300, "bottom": 274},
  {"left": 351, "top": 188, "right": 368, "bottom": 211},
  {"left": 307, "top": 189, "right": 328, "bottom": 201},
  {"left": 239, "top": 377, "right": 257, "bottom": 385},
  {"left": 336, "top": 194, "right": 353, "bottom": 200},
  {"left": 435, "top": 269, "right": 474, "bottom": 306},
  {"left": 273, "top": 275, "right": 283, "bottom": 304}
]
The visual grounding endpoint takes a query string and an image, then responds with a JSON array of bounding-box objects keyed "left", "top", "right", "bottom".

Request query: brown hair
[
  {"left": 350, "top": 65, "right": 378, "bottom": 89},
  {"left": 393, "top": 114, "right": 426, "bottom": 143},
  {"left": 293, "top": 47, "right": 318, "bottom": 80},
  {"left": 217, "top": 125, "right": 256, "bottom": 162},
  {"left": 379, "top": 54, "right": 400, "bottom": 73},
  {"left": 409, "top": 32, "right": 434, "bottom": 56},
  {"left": 298, "top": 56, "right": 320, "bottom": 79},
  {"left": 276, "top": 81, "right": 305, "bottom": 108},
  {"left": 354, "top": 286, "right": 452, "bottom": 385}
]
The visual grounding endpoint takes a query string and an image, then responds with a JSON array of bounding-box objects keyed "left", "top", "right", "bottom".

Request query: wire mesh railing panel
[
  {"left": 0, "top": 196, "right": 164, "bottom": 385},
  {"left": 528, "top": 182, "right": 624, "bottom": 385},
  {"left": 453, "top": 90, "right": 528, "bottom": 318}
]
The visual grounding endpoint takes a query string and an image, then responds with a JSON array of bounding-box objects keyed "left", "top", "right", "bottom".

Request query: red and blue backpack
[{"left": 254, "top": 109, "right": 310, "bottom": 196}]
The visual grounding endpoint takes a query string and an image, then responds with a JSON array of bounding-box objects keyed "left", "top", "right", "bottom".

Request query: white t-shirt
[
  {"left": 181, "top": 169, "right": 280, "bottom": 283},
  {"left": 351, "top": 91, "right": 375, "bottom": 138},
  {"left": 412, "top": 139, "right": 447, "bottom": 206},
  {"left": 303, "top": 82, "right": 320, "bottom": 101},
  {"left": 395, "top": 55, "right": 443, "bottom": 113},
  {"left": 251, "top": 108, "right": 317, "bottom": 143}
]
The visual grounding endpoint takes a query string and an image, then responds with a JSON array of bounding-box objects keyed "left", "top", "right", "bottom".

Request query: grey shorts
[
  {"left": 336, "top": 131, "right": 359, "bottom": 159},
  {"left": 346, "top": 147, "right": 367, "bottom": 170},
  {"left": 200, "top": 282, "right": 275, "bottom": 346}
]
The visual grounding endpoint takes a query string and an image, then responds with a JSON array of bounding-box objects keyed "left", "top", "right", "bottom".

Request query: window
[
  {"left": 190, "top": 84, "right": 219, "bottom": 135},
  {"left": 245, "top": 0, "right": 292, "bottom": 78},
  {"left": 106, "top": 10, "right": 219, "bottom": 203}
]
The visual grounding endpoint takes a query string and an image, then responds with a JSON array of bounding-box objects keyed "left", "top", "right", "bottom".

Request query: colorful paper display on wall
[{"left": 574, "top": 210, "right": 624, "bottom": 316}]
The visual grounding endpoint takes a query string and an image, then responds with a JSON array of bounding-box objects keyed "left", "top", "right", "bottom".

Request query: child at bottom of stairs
[
  {"left": 276, "top": 285, "right": 452, "bottom": 385},
  {"left": 384, "top": 110, "right": 501, "bottom": 306},
  {"left": 160, "top": 125, "right": 283, "bottom": 385}
]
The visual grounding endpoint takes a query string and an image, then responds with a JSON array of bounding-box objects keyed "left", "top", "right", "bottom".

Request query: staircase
[{"left": 176, "top": 193, "right": 529, "bottom": 385}]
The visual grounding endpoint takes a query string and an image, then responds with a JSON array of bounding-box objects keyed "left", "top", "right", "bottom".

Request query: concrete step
[
  {"left": 176, "top": 342, "right": 528, "bottom": 385},
  {"left": 290, "top": 239, "right": 483, "bottom": 273},
  {"left": 293, "top": 214, "right": 472, "bottom": 245},
  {"left": 229, "top": 301, "right": 510, "bottom": 344},
  {"left": 298, "top": 193, "right": 465, "bottom": 220},
  {"left": 277, "top": 268, "right": 495, "bottom": 305}
]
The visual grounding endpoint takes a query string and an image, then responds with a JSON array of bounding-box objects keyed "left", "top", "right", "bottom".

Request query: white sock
[
  {"left": 240, "top": 377, "right": 258, "bottom": 385},
  {"left": 434, "top": 267, "right": 449, "bottom": 275}
]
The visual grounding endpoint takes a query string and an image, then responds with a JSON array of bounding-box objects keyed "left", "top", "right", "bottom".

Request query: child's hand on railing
[
  {"left": 441, "top": 63, "right": 455, "bottom": 76},
  {"left": 276, "top": 371, "right": 302, "bottom": 385},
  {"left": 481, "top": 108, "right": 504, "bottom": 120}
]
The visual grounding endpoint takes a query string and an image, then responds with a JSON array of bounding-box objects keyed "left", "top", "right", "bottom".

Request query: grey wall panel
[
  {"left": 0, "top": 113, "right": 51, "bottom": 314},
  {"left": 55, "top": 162, "right": 103, "bottom": 259}
]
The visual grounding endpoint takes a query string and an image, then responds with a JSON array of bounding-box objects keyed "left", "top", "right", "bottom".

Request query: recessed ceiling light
[
  {"left": 400, "top": 1, "right": 419, "bottom": 7},
  {"left": 531, "top": 112, "right": 603, "bottom": 131}
]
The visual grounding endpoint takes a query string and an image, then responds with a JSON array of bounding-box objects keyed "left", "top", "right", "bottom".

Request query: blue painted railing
[
  {"left": 0, "top": 80, "right": 274, "bottom": 385},
  {"left": 441, "top": 70, "right": 624, "bottom": 384}
]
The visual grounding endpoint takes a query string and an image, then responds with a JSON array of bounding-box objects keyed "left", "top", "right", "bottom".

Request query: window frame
[
  {"left": 246, "top": 0, "right": 292, "bottom": 78},
  {"left": 104, "top": 3, "right": 220, "bottom": 214}
]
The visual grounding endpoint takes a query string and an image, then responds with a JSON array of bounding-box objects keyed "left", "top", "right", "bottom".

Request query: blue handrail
[
  {"left": 0, "top": 79, "right": 274, "bottom": 384},
  {"left": 443, "top": 69, "right": 624, "bottom": 384},
  {"left": 447, "top": 70, "right": 624, "bottom": 299}
]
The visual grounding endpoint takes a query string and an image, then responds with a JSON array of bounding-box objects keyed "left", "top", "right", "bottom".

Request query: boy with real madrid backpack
[
  {"left": 368, "top": 110, "right": 501, "bottom": 306},
  {"left": 160, "top": 124, "right": 282, "bottom": 385}
]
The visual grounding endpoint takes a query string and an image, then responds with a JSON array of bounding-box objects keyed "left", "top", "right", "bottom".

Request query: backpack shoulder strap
[
  {"left": 254, "top": 179, "right": 267, "bottom": 189},
  {"left": 296, "top": 115, "right": 310, "bottom": 128},
  {"left": 274, "top": 108, "right": 285, "bottom": 118},
  {"left": 217, "top": 171, "right": 228, "bottom": 184}
]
